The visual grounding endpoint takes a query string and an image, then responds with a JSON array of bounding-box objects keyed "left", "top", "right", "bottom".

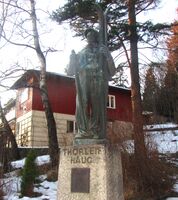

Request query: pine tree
[
  {"left": 20, "top": 150, "right": 38, "bottom": 197},
  {"left": 142, "top": 67, "right": 159, "bottom": 113},
  {"left": 158, "top": 67, "right": 178, "bottom": 122}
]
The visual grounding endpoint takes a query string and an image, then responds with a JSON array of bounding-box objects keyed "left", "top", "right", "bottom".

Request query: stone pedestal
[{"left": 57, "top": 144, "right": 124, "bottom": 200}]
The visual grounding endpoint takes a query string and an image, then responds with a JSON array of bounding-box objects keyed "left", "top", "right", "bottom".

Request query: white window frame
[{"left": 107, "top": 95, "right": 116, "bottom": 109}]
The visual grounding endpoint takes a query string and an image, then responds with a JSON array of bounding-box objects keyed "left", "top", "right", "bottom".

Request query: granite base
[{"left": 57, "top": 143, "right": 124, "bottom": 200}]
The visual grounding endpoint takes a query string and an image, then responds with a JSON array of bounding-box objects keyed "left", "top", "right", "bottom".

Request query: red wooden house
[{"left": 11, "top": 70, "right": 132, "bottom": 147}]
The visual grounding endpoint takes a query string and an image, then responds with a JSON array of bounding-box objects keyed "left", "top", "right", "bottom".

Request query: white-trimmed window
[
  {"left": 107, "top": 95, "right": 116, "bottom": 109},
  {"left": 20, "top": 88, "right": 29, "bottom": 103}
]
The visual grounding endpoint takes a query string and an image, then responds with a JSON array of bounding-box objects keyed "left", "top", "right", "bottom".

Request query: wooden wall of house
[
  {"left": 31, "top": 75, "right": 132, "bottom": 122},
  {"left": 107, "top": 87, "right": 132, "bottom": 122},
  {"left": 32, "top": 75, "right": 76, "bottom": 115}
]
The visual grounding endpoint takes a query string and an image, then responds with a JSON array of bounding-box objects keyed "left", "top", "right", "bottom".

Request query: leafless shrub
[
  {"left": 122, "top": 141, "right": 177, "bottom": 200},
  {"left": 108, "top": 121, "right": 177, "bottom": 199}
]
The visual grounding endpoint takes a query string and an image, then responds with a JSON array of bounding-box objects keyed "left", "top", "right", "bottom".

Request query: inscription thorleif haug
[{"left": 62, "top": 146, "right": 102, "bottom": 164}]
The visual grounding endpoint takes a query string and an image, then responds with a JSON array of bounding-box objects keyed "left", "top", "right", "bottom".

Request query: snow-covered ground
[
  {"left": 3, "top": 155, "right": 57, "bottom": 200},
  {"left": 1, "top": 123, "right": 178, "bottom": 200},
  {"left": 146, "top": 123, "right": 178, "bottom": 154},
  {"left": 3, "top": 175, "right": 57, "bottom": 200}
]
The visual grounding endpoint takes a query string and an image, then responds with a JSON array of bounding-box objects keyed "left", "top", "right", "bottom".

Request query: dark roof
[
  {"left": 11, "top": 69, "right": 130, "bottom": 92},
  {"left": 11, "top": 70, "right": 38, "bottom": 89}
]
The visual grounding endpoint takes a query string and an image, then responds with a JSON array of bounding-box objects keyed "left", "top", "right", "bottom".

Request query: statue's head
[{"left": 84, "top": 28, "right": 99, "bottom": 44}]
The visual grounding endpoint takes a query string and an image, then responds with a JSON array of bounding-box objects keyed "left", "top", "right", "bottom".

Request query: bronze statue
[{"left": 67, "top": 28, "right": 115, "bottom": 140}]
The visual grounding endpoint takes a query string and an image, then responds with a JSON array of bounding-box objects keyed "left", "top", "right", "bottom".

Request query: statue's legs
[
  {"left": 75, "top": 72, "right": 91, "bottom": 138},
  {"left": 90, "top": 73, "right": 108, "bottom": 139},
  {"left": 75, "top": 70, "right": 108, "bottom": 139}
]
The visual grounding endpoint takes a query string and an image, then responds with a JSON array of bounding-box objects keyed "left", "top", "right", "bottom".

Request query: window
[
  {"left": 16, "top": 117, "right": 31, "bottom": 139},
  {"left": 20, "top": 88, "right": 29, "bottom": 103},
  {"left": 20, "top": 117, "right": 31, "bottom": 135},
  {"left": 20, "top": 132, "right": 29, "bottom": 146},
  {"left": 67, "top": 120, "right": 77, "bottom": 133},
  {"left": 107, "top": 95, "right": 116, "bottom": 109}
]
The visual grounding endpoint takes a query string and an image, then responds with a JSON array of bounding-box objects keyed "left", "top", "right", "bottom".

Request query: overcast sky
[
  {"left": 0, "top": 0, "right": 177, "bottom": 104},
  {"left": 0, "top": 0, "right": 177, "bottom": 74}
]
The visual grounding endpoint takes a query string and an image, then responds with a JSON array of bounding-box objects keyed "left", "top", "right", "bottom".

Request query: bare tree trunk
[
  {"left": 0, "top": 101, "right": 20, "bottom": 161},
  {"left": 30, "top": 0, "right": 59, "bottom": 167},
  {"left": 128, "top": 0, "right": 148, "bottom": 190}
]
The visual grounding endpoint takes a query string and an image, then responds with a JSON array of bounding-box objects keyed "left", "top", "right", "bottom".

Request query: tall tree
[
  {"left": 0, "top": 0, "right": 59, "bottom": 166},
  {"left": 29, "top": 0, "right": 59, "bottom": 167},
  {"left": 127, "top": 0, "right": 148, "bottom": 190}
]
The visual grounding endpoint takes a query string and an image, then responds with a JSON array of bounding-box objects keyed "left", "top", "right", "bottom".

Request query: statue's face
[{"left": 86, "top": 31, "right": 97, "bottom": 45}]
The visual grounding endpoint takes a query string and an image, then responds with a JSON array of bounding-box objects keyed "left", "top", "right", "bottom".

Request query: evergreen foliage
[
  {"left": 142, "top": 67, "right": 159, "bottom": 113},
  {"left": 51, "top": 0, "right": 170, "bottom": 52},
  {"left": 156, "top": 14, "right": 178, "bottom": 122},
  {"left": 142, "top": 64, "right": 178, "bottom": 123},
  {"left": 112, "top": 66, "right": 129, "bottom": 87},
  {"left": 157, "top": 68, "right": 178, "bottom": 122},
  {"left": 20, "top": 150, "right": 38, "bottom": 197}
]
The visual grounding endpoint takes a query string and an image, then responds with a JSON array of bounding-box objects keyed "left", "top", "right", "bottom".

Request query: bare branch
[
  {"left": 0, "top": 0, "right": 31, "bottom": 15},
  {"left": 1, "top": 30, "right": 36, "bottom": 50}
]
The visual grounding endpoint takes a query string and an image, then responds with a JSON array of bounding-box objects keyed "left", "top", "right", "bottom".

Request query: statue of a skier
[{"left": 67, "top": 5, "right": 116, "bottom": 140}]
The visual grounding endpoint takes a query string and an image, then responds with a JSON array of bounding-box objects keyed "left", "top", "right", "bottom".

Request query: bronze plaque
[{"left": 71, "top": 168, "right": 90, "bottom": 193}]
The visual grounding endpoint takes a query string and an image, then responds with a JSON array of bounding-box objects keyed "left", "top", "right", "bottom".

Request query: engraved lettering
[
  {"left": 76, "top": 156, "right": 80, "bottom": 163},
  {"left": 67, "top": 148, "right": 72, "bottom": 156},
  {"left": 70, "top": 156, "right": 93, "bottom": 164},
  {"left": 96, "top": 147, "right": 102, "bottom": 154},
  {"left": 73, "top": 149, "right": 78, "bottom": 155},
  {"left": 79, "top": 148, "right": 83, "bottom": 156},
  {"left": 81, "top": 157, "right": 86, "bottom": 163},
  {"left": 87, "top": 157, "right": 92, "bottom": 163},
  {"left": 63, "top": 147, "right": 102, "bottom": 164},
  {"left": 90, "top": 147, "right": 94, "bottom": 155},
  {"left": 84, "top": 148, "right": 88, "bottom": 155},
  {"left": 71, "top": 157, "right": 76, "bottom": 164}
]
